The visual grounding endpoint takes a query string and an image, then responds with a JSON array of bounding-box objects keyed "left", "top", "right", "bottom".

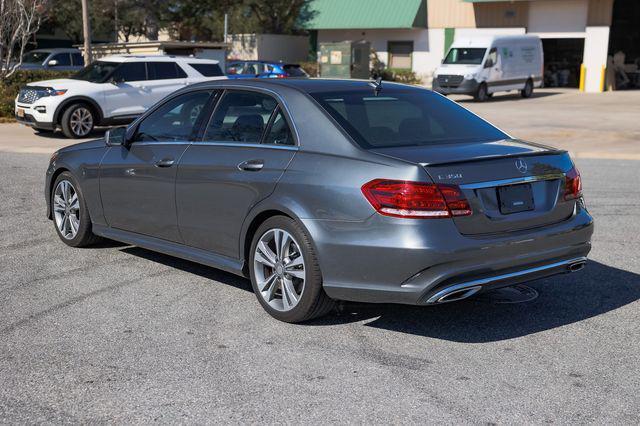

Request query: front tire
[
  {"left": 51, "top": 171, "right": 100, "bottom": 247},
  {"left": 474, "top": 83, "right": 489, "bottom": 102},
  {"left": 249, "top": 216, "right": 334, "bottom": 323},
  {"left": 61, "top": 103, "right": 95, "bottom": 138},
  {"left": 521, "top": 79, "right": 534, "bottom": 98}
]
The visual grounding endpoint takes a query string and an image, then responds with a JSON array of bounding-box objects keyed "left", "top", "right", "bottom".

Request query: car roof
[
  {"left": 98, "top": 55, "right": 219, "bottom": 64},
  {"left": 28, "top": 48, "right": 81, "bottom": 54},
  {"left": 188, "top": 77, "right": 421, "bottom": 94},
  {"left": 228, "top": 60, "right": 300, "bottom": 66}
]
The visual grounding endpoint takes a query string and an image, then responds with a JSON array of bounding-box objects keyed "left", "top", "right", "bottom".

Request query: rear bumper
[
  {"left": 432, "top": 78, "right": 479, "bottom": 95},
  {"left": 304, "top": 205, "right": 594, "bottom": 305}
]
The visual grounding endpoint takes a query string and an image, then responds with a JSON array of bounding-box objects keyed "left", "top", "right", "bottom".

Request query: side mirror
[
  {"left": 484, "top": 59, "right": 494, "bottom": 68},
  {"left": 109, "top": 75, "right": 124, "bottom": 85},
  {"left": 47, "top": 59, "right": 59, "bottom": 67},
  {"left": 105, "top": 127, "right": 127, "bottom": 146}
]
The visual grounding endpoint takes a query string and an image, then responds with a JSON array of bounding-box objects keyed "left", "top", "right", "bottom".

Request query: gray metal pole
[
  {"left": 81, "top": 0, "right": 92, "bottom": 64},
  {"left": 224, "top": 13, "right": 228, "bottom": 43}
]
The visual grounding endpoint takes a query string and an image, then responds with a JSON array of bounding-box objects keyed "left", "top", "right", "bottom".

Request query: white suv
[{"left": 15, "top": 55, "right": 227, "bottom": 138}]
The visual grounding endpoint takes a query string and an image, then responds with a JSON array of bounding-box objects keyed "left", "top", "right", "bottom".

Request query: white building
[{"left": 306, "top": 0, "right": 638, "bottom": 92}]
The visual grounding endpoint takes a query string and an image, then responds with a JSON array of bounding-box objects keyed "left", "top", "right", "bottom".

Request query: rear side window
[
  {"left": 147, "top": 62, "right": 187, "bottom": 80},
  {"left": 189, "top": 63, "right": 224, "bottom": 77},
  {"left": 111, "top": 62, "right": 146, "bottom": 82},
  {"left": 311, "top": 89, "right": 507, "bottom": 149},
  {"left": 283, "top": 65, "right": 307, "bottom": 77},
  {"left": 264, "top": 107, "right": 295, "bottom": 146},
  {"left": 51, "top": 53, "right": 71, "bottom": 66},
  {"left": 204, "top": 91, "right": 277, "bottom": 144},
  {"left": 71, "top": 53, "right": 84, "bottom": 66}
]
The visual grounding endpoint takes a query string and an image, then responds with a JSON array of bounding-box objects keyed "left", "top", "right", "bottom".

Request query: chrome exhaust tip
[
  {"left": 568, "top": 261, "right": 586, "bottom": 273},
  {"left": 435, "top": 286, "right": 482, "bottom": 304}
]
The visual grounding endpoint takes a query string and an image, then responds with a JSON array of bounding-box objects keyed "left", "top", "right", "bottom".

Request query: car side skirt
[{"left": 92, "top": 224, "right": 246, "bottom": 277}]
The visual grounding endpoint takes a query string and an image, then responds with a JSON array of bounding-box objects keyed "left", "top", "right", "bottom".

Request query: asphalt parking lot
[{"left": 1, "top": 89, "right": 639, "bottom": 423}]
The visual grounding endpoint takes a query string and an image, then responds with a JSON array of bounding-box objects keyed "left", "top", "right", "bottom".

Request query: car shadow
[
  {"left": 456, "top": 90, "right": 564, "bottom": 104},
  {"left": 34, "top": 128, "right": 106, "bottom": 139},
  {"left": 119, "top": 246, "right": 253, "bottom": 293},
  {"left": 114, "top": 247, "right": 639, "bottom": 343},
  {"left": 311, "top": 260, "right": 640, "bottom": 342}
]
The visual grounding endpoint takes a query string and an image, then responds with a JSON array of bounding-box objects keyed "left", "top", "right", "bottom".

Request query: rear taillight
[
  {"left": 361, "top": 179, "right": 472, "bottom": 219},
  {"left": 564, "top": 166, "right": 582, "bottom": 200}
]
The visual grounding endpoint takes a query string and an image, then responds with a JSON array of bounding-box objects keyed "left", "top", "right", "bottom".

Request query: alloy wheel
[
  {"left": 53, "top": 180, "right": 80, "bottom": 240},
  {"left": 253, "top": 228, "right": 306, "bottom": 312},
  {"left": 70, "top": 107, "right": 93, "bottom": 137}
]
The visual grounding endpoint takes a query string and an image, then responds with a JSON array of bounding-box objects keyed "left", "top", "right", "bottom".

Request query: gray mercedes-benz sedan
[{"left": 45, "top": 78, "right": 593, "bottom": 322}]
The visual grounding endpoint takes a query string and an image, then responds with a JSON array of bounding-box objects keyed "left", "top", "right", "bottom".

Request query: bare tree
[{"left": 0, "top": 0, "right": 48, "bottom": 79}]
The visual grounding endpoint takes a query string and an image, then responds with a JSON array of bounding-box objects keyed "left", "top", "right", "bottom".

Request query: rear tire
[
  {"left": 521, "top": 79, "right": 534, "bottom": 98},
  {"left": 51, "top": 171, "right": 101, "bottom": 247},
  {"left": 61, "top": 103, "right": 95, "bottom": 139},
  {"left": 249, "top": 216, "right": 335, "bottom": 323},
  {"left": 474, "top": 83, "right": 489, "bottom": 102}
]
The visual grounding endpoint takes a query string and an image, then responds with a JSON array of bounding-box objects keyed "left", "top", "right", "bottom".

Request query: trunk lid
[{"left": 371, "top": 139, "right": 576, "bottom": 235}]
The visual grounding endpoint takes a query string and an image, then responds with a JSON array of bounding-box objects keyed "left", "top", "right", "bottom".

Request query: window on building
[{"left": 388, "top": 41, "right": 413, "bottom": 70}]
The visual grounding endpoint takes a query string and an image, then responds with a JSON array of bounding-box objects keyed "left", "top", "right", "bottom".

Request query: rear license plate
[
  {"left": 16, "top": 108, "right": 25, "bottom": 118},
  {"left": 498, "top": 183, "right": 534, "bottom": 214}
]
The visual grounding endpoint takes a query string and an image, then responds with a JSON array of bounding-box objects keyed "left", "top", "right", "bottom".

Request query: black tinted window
[
  {"left": 283, "top": 65, "right": 307, "bottom": 77},
  {"left": 134, "top": 91, "right": 211, "bottom": 142},
  {"left": 444, "top": 48, "right": 487, "bottom": 65},
  {"left": 147, "top": 62, "right": 186, "bottom": 80},
  {"left": 51, "top": 53, "right": 71, "bottom": 66},
  {"left": 111, "top": 62, "right": 146, "bottom": 82},
  {"left": 311, "top": 89, "right": 507, "bottom": 149},
  {"left": 264, "top": 107, "right": 294, "bottom": 146},
  {"left": 71, "top": 53, "right": 84, "bottom": 66},
  {"left": 189, "top": 63, "right": 224, "bottom": 77},
  {"left": 204, "top": 91, "right": 277, "bottom": 143},
  {"left": 72, "top": 61, "right": 118, "bottom": 82}
]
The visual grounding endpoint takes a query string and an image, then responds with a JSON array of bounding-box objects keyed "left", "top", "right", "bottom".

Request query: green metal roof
[{"left": 304, "top": 0, "right": 427, "bottom": 30}]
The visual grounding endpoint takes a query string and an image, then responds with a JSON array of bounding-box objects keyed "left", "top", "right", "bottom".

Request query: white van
[{"left": 433, "top": 35, "right": 543, "bottom": 101}]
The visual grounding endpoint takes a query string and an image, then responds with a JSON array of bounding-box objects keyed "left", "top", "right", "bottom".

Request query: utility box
[{"left": 319, "top": 41, "right": 370, "bottom": 79}]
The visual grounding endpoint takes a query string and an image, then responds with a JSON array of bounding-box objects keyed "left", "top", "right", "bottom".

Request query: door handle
[
  {"left": 155, "top": 158, "right": 175, "bottom": 168},
  {"left": 238, "top": 159, "right": 264, "bottom": 171}
]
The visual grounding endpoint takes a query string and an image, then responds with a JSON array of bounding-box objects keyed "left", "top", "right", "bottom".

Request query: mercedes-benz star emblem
[{"left": 515, "top": 158, "right": 528, "bottom": 174}]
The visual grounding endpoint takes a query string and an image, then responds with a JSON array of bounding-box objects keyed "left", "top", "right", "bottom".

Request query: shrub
[
  {"left": 0, "top": 70, "right": 75, "bottom": 119},
  {"left": 386, "top": 68, "right": 422, "bottom": 85},
  {"left": 298, "top": 61, "right": 318, "bottom": 77}
]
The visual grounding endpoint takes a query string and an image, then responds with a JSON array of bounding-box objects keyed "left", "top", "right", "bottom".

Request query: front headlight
[
  {"left": 463, "top": 73, "right": 476, "bottom": 80},
  {"left": 43, "top": 87, "right": 67, "bottom": 97}
]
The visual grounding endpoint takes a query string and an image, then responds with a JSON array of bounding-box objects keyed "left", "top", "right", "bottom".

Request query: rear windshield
[
  {"left": 311, "top": 89, "right": 507, "bottom": 149},
  {"left": 189, "top": 63, "right": 224, "bottom": 77},
  {"left": 283, "top": 65, "right": 308, "bottom": 77},
  {"left": 444, "top": 48, "right": 486, "bottom": 65}
]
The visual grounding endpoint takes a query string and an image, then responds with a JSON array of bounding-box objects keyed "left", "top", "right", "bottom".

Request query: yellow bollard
[
  {"left": 579, "top": 64, "right": 586, "bottom": 92},
  {"left": 600, "top": 64, "right": 606, "bottom": 92}
]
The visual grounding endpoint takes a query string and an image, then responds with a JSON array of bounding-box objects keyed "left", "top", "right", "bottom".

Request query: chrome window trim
[
  {"left": 131, "top": 140, "right": 298, "bottom": 151},
  {"left": 460, "top": 173, "right": 565, "bottom": 190},
  {"left": 197, "top": 141, "right": 298, "bottom": 151},
  {"left": 198, "top": 84, "right": 301, "bottom": 147}
]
